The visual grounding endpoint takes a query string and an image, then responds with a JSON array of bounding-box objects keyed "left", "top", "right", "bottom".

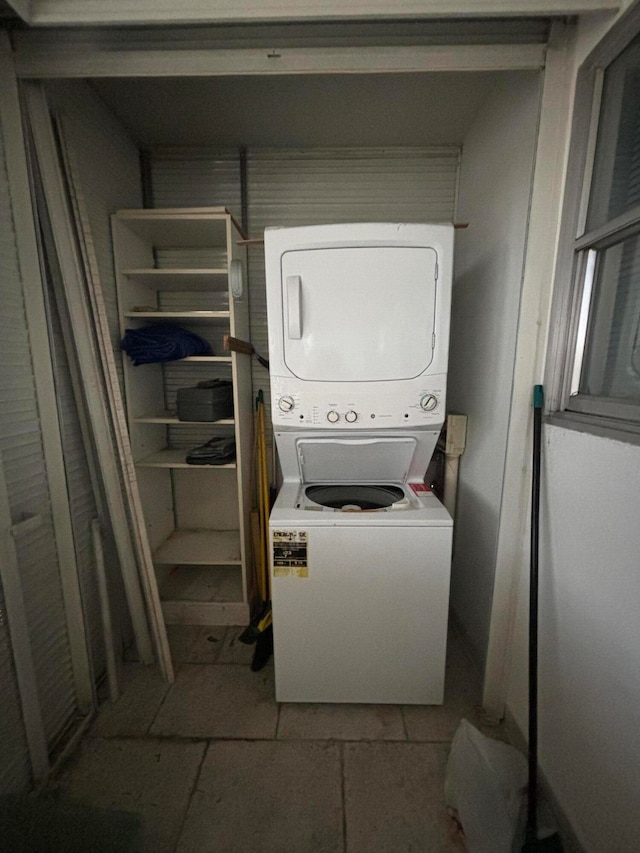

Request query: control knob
[
  {"left": 345, "top": 411, "right": 358, "bottom": 423},
  {"left": 327, "top": 410, "right": 340, "bottom": 423},
  {"left": 420, "top": 394, "right": 438, "bottom": 412},
  {"left": 278, "top": 395, "right": 295, "bottom": 412}
]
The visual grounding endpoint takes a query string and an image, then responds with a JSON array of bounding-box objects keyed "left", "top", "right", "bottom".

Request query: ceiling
[
  {"left": 90, "top": 71, "right": 519, "bottom": 148},
  {"left": 5, "top": 0, "right": 616, "bottom": 27}
]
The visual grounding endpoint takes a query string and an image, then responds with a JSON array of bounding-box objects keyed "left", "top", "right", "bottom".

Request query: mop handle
[{"left": 527, "top": 384, "right": 544, "bottom": 844}]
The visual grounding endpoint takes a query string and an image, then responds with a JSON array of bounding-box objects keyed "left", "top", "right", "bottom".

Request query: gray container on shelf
[{"left": 176, "top": 379, "right": 234, "bottom": 422}]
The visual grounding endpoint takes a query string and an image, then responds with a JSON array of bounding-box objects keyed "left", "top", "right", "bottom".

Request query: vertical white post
[{"left": 483, "top": 24, "right": 576, "bottom": 717}]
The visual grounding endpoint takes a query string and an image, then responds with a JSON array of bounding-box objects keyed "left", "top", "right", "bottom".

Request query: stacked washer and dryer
[{"left": 265, "top": 223, "right": 453, "bottom": 704}]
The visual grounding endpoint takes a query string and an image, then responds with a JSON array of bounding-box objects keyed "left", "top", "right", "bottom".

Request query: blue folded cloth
[{"left": 121, "top": 324, "right": 213, "bottom": 365}]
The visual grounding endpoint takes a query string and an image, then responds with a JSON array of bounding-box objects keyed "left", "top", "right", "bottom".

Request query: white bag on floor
[{"left": 444, "top": 719, "right": 528, "bottom": 853}]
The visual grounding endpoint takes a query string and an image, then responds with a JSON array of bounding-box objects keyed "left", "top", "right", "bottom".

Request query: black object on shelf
[
  {"left": 185, "top": 437, "right": 236, "bottom": 466},
  {"left": 177, "top": 379, "right": 234, "bottom": 422},
  {"left": 121, "top": 324, "right": 213, "bottom": 365}
]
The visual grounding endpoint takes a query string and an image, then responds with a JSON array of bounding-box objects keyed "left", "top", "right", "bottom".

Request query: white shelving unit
[{"left": 112, "top": 207, "right": 253, "bottom": 626}]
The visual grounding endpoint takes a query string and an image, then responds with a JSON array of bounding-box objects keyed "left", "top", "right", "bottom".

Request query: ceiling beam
[
  {"left": 24, "top": 1, "right": 620, "bottom": 28},
  {"left": 15, "top": 43, "right": 547, "bottom": 78}
]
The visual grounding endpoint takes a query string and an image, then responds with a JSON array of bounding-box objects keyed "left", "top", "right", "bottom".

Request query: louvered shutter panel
[
  {"left": 0, "top": 95, "right": 77, "bottom": 757},
  {"left": 0, "top": 587, "right": 30, "bottom": 792}
]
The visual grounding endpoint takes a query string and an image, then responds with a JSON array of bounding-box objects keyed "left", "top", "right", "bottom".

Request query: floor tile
[
  {"left": 188, "top": 626, "right": 228, "bottom": 663},
  {"left": 165, "top": 625, "right": 202, "bottom": 662},
  {"left": 219, "top": 625, "right": 273, "bottom": 665},
  {"left": 278, "top": 702, "right": 405, "bottom": 741},
  {"left": 91, "top": 664, "right": 170, "bottom": 738},
  {"left": 56, "top": 737, "right": 205, "bottom": 853},
  {"left": 177, "top": 740, "right": 343, "bottom": 853},
  {"left": 149, "top": 664, "right": 278, "bottom": 739},
  {"left": 344, "top": 742, "right": 460, "bottom": 853},
  {"left": 402, "top": 646, "right": 499, "bottom": 743},
  {"left": 166, "top": 624, "right": 227, "bottom": 663},
  {"left": 0, "top": 791, "right": 142, "bottom": 853},
  {"left": 402, "top": 696, "right": 482, "bottom": 744}
]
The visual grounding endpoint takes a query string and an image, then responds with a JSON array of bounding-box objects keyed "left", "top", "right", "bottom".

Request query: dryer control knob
[
  {"left": 327, "top": 410, "right": 340, "bottom": 423},
  {"left": 278, "top": 395, "right": 295, "bottom": 412},
  {"left": 420, "top": 394, "right": 438, "bottom": 412},
  {"left": 345, "top": 411, "right": 358, "bottom": 423}
]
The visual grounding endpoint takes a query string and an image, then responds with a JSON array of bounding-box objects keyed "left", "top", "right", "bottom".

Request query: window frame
[{"left": 547, "top": 3, "right": 640, "bottom": 441}]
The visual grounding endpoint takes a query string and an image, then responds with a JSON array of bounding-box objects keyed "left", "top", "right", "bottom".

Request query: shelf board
[
  {"left": 162, "top": 601, "right": 249, "bottom": 626},
  {"left": 124, "top": 310, "right": 230, "bottom": 323},
  {"left": 182, "top": 355, "right": 232, "bottom": 362},
  {"left": 114, "top": 212, "right": 229, "bottom": 248},
  {"left": 154, "top": 529, "right": 242, "bottom": 565},
  {"left": 136, "top": 449, "right": 236, "bottom": 468},
  {"left": 133, "top": 412, "right": 235, "bottom": 425},
  {"left": 113, "top": 207, "right": 246, "bottom": 239},
  {"left": 121, "top": 268, "right": 228, "bottom": 290},
  {"left": 160, "top": 564, "right": 244, "bottom": 603},
  {"left": 123, "top": 355, "right": 231, "bottom": 364}
]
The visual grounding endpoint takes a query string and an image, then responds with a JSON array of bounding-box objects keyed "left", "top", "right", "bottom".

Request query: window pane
[
  {"left": 580, "top": 231, "right": 640, "bottom": 403},
  {"left": 586, "top": 33, "right": 640, "bottom": 231}
]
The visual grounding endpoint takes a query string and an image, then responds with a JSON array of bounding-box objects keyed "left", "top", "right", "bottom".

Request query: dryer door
[{"left": 281, "top": 245, "right": 437, "bottom": 382}]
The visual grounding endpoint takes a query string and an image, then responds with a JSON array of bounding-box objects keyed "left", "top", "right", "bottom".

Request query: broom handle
[
  {"left": 259, "top": 405, "right": 270, "bottom": 599},
  {"left": 255, "top": 395, "right": 270, "bottom": 601},
  {"left": 527, "top": 385, "right": 544, "bottom": 844}
]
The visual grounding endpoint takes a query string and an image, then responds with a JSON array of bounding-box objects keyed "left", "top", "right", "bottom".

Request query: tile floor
[{"left": 51, "top": 625, "right": 503, "bottom": 852}]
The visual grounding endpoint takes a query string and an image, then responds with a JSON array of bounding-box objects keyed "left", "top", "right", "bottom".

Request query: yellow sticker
[
  {"left": 273, "top": 565, "right": 291, "bottom": 578},
  {"left": 272, "top": 530, "right": 308, "bottom": 578}
]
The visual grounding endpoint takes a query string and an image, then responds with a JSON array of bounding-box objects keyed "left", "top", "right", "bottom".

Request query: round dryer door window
[{"left": 305, "top": 484, "right": 405, "bottom": 511}]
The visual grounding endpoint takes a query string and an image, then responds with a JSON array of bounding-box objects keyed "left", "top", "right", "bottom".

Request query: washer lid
[{"left": 296, "top": 437, "right": 416, "bottom": 483}]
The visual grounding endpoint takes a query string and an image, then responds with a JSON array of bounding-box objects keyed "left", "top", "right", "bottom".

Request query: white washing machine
[{"left": 264, "top": 222, "right": 454, "bottom": 704}]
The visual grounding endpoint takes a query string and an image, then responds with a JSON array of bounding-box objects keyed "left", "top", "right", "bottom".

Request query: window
[{"left": 556, "top": 22, "right": 640, "bottom": 434}]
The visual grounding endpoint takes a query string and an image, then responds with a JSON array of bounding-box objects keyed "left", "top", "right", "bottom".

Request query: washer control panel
[{"left": 272, "top": 375, "right": 446, "bottom": 429}]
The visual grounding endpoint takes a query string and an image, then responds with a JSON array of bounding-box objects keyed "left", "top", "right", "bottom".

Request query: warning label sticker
[
  {"left": 272, "top": 530, "right": 308, "bottom": 578},
  {"left": 410, "top": 482, "right": 431, "bottom": 494}
]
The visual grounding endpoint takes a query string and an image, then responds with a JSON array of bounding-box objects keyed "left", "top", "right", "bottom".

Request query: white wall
[
  {"left": 508, "top": 426, "right": 640, "bottom": 852},
  {"left": 91, "top": 73, "right": 501, "bottom": 148},
  {"left": 448, "top": 71, "right": 541, "bottom": 663}
]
